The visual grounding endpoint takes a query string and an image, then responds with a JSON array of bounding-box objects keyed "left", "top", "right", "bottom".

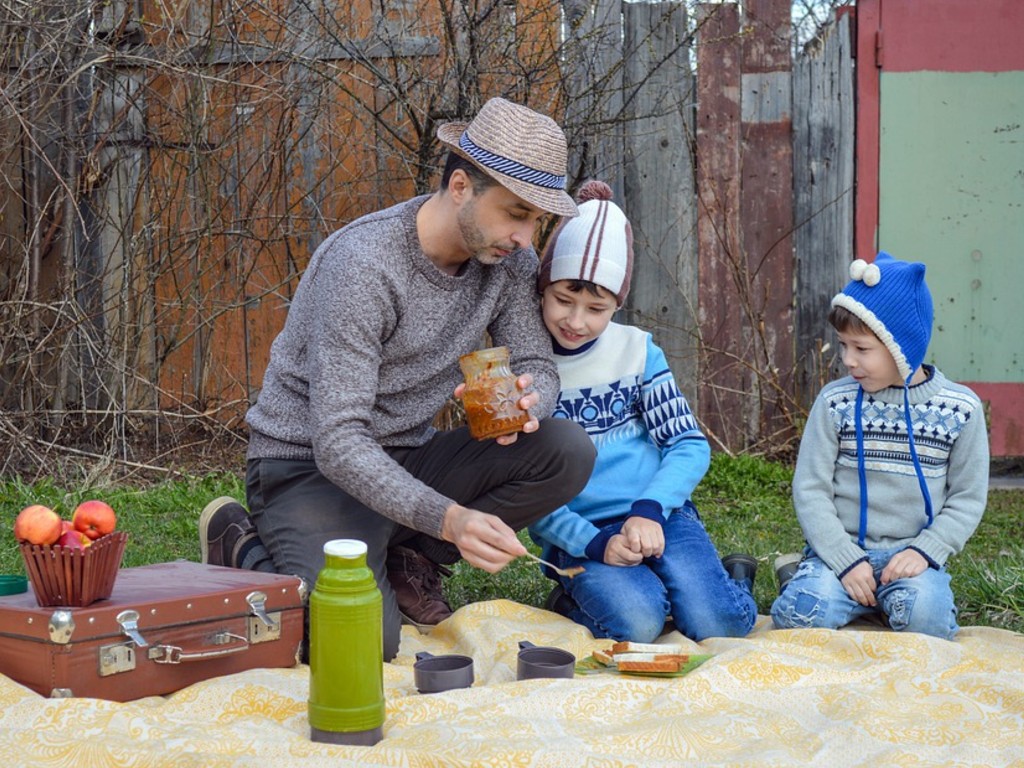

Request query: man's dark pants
[{"left": 245, "top": 419, "right": 595, "bottom": 660}]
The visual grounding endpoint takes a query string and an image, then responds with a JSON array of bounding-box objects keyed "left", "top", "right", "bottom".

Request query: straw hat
[{"left": 437, "top": 98, "right": 578, "bottom": 217}]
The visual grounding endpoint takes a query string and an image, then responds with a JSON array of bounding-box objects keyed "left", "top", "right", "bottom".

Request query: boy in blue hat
[
  {"left": 771, "top": 252, "right": 989, "bottom": 639},
  {"left": 530, "top": 180, "right": 757, "bottom": 643}
]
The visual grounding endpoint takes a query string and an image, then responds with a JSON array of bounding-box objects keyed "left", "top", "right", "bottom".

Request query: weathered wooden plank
[
  {"left": 792, "top": 12, "right": 854, "bottom": 406},
  {"left": 740, "top": 0, "right": 795, "bottom": 449},
  {"left": 562, "top": 0, "right": 625, "bottom": 198},
  {"left": 621, "top": 1, "right": 698, "bottom": 405},
  {"left": 695, "top": 2, "right": 742, "bottom": 451}
]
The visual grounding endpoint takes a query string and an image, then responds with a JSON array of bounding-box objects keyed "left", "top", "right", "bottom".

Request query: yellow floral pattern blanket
[{"left": 1, "top": 601, "right": 1022, "bottom": 767}]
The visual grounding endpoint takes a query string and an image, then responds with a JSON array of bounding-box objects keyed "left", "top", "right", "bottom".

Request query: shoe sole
[
  {"left": 774, "top": 554, "right": 803, "bottom": 578},
  {"left": 774, "top": 553, "right": 803, "bottom": 570},
  {"left": 399, "top": 610, "right": 443, "bottom": 633},
  {"left": 774, "top": 553, "right": 804, "bottom": 591},
  {"left": 198, "top": 496, "right": 242, "bottom": 565},
  {"left": 722, "top": 554, "right": 759, "bottom": 568}
]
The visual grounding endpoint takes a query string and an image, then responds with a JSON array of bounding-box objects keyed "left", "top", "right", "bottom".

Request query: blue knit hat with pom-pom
[{"left": 831, "top": 251, "right": 934, "bottom": 382}]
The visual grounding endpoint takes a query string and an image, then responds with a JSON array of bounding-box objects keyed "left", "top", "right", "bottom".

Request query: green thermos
[{"left": 308, "top": 539, "right": 385, "bottom": 745}]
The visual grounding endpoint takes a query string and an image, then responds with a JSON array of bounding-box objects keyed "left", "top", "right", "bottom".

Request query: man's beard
[{"left": 457, "top": 198, "right": 508, "bottom": 265}]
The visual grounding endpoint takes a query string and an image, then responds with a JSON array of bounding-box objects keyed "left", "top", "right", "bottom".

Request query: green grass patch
[
  {"left": 0, "top": 473, "right": 245, "bottom": 570},
  {"left": 1, "top": 456, "right": 1020, "bottom": 634}
]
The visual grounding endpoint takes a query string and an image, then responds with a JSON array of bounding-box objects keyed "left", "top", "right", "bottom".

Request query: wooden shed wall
[{"left": 14, "top": 1, "right": 1003, "bottom": 459}]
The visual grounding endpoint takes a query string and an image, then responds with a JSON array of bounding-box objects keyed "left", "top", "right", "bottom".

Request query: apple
[
  {"left": 13, "top": 505, "right": 63, "bottom": 546},
  {"left": 56, "top": 527, "right": 92, "bottom": 550},
  {"left": 72, "top": 500, "right": 117, "bottom": 540}
]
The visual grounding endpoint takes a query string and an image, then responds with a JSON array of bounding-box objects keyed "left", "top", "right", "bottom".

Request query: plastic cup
[
  {"left": 516, "top": 640, "right": 575, "bottom": 680},
  {"left": 414, "top": 652, "right": 475, "bottom": 693}
]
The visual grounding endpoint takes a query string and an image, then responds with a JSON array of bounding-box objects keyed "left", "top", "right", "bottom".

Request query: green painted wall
[{"left": 878, "top": 71, "right": 1023, "bottom": 382}]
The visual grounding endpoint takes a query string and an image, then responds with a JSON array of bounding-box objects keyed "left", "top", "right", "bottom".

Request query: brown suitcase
[{"left": 0, "top": 560, "right": 306, "bottom": 701}]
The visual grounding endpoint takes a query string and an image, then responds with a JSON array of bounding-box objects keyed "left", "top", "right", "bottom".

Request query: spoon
[{"left": 522, "top": 551, "right": 585, "bottom": 578}]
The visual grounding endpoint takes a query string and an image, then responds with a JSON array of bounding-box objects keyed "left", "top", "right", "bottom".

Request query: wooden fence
[{"left": 0, "top": 0, "right": 854, "bottom": 466}]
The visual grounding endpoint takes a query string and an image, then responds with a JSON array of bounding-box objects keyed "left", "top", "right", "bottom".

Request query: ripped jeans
[{"left": 770, "top": 548, "right": 959, "bottom": 640}]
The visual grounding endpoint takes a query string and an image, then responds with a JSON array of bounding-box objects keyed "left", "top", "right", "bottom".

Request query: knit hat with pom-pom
[
  {"left": 831, "top": 251, "right": 934, "bottom": 382},
  {"left": 537, "top": 180, "right": 634, "bottom": 307}
]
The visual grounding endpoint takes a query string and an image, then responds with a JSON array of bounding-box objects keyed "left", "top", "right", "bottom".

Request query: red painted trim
[
  {"left": 854, "top": 0, "right": 881, "bottom": 261},
  {"left": 962, "top": 382, "right": 1024, "bottom": 458},
  {"left": 880, "top": 0, "right": 1024, "bottom": 73}
]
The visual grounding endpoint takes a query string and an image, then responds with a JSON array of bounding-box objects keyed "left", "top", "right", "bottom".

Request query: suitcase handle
[{"left": 148, "top": 632, "right": 249, "bottom": 664}]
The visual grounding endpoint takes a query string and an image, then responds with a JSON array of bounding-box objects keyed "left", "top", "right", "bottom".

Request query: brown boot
[{"left": 386, "top": 546, "right": 453, "bottom": 630}]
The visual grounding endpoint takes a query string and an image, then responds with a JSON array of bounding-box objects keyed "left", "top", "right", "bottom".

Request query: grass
[{"left": 1, "top": 455, "right": 1021, "bottom": 634}]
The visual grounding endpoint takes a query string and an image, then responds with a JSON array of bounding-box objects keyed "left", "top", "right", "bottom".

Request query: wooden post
[
  {"left": 792, "top": 11, "right": 854, "bottom": 406},
  {"left": 695, "top": 2, "right": 743, "bottom": 451},
  {"left": 562, "top": 0, "right": 625, "bottom": 198},
  {"left": 621, "top": 1, "right": 698, "bottom": 403},
  {"left": 740, "top": 0, "right": 795, "bottom": 448}
]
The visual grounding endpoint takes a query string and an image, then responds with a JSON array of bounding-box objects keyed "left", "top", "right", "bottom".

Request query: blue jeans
[
  {"left": 770, "top": 548, "right": 959, "bottom": 640},
  {"left": 550, "top": 503, "right": 757, "bottom": 643}
]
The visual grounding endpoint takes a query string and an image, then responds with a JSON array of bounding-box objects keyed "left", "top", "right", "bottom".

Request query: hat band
[{"left": 459, "top": 133, "right": 566, "bottom": 191}]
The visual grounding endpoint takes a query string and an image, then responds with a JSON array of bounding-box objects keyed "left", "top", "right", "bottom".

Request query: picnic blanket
[{"left": 2, "top": 600, "right": 1022, "bottom": 767}]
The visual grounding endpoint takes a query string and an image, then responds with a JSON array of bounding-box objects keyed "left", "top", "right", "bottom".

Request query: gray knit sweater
[
  {"left": 246, "top": 195, "right": 559, "bottom": 539},
  {"left": 793, "top": 368, "right": 989, "bottom": 576}
]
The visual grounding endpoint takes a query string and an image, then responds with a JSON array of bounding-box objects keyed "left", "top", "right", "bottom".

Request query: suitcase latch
[
  {"left": 116, "top": 609, "right": 149, "bottom": 647},
  {"left": 246, "top": 591, "right": 281, "bottom": 644},
  {"left": 246, "top": 591, "right": 277, "bottom": 628},
  {"left": 98, "top": 643, "right": 137, "bottom": 676}
]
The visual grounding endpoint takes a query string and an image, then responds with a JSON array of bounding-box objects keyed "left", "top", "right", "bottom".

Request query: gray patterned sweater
[
  {"left": 246, "top": 195, "right": 559, "bottom": 539},
  {"left": 793, "top": 367, "right": 989, "bottom": 575}
]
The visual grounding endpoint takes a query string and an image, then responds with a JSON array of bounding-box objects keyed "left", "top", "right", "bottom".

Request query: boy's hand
[
  {"left": 604, "top": 534, "right": 644, "bottom": 566},
  {"left": 840, "top": 561, "right": 878, "bottom": 606},
  {"left": 880, "top": 549, "right": 928, "bottom": 584},
  {"left": 453, "top": 373, "right": 539, "bottom": 445},
  {"left": 621, "top": 516, "right": 665, "bottom": 558}
]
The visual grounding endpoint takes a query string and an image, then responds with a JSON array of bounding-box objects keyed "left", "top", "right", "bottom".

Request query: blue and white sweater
[
  {"left": 793, "top": 367, "right": 989, "bottom": 576},
  {"left": 529, "top": 322, "right": 710, "bottom": 562}
]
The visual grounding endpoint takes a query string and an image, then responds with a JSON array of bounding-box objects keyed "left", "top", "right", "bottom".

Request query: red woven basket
[{"left": 19, "top": 531, "right": 128, "bottom": 607}]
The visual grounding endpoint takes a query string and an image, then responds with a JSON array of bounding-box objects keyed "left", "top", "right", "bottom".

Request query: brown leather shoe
[
  {"left": 199, "top": 497, "right": 259, "bottom": 568},
  {"left": 386, "top": 545, "right": 453, "bottom": 629}
]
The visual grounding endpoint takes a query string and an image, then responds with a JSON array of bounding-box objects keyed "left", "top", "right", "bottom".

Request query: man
[{"left": 199, "top": 98, "right": 596, "bottom": 661}]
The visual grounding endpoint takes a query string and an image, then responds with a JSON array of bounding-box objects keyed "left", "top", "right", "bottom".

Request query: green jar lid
[{"left": 0, "top": 574, "right": 29, "bottom": 596}]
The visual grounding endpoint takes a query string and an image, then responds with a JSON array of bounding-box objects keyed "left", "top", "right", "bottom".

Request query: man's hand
[
  {"left": 454, "top": 373, "right": 539, "bottom": 446},
  {"left": 440, "top": 504, "right": 527, "bottom": 573},
  {"left": 840, "top": 560, "right": 877, "bottom": 606},
  {"left": 604, "top": 534, "right": 644, "bottom": 566},
  {"left": 880, "top": 549, "right": 928, "bottom": 585},
  {"left": 620, "top": 516, "right": 665, "bottom": 558}
]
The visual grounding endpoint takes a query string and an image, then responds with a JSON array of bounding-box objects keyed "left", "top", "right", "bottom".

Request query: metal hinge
[
  {"left": 246, "top": 590, "right": 282, "bottom": 644},
  {"left": 116, "top": 609, "right": 149, "bottom": 647}
]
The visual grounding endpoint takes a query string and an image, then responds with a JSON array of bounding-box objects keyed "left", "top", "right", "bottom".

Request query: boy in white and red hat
[
  {"left": 531, "top": 180, "right": 758, "bottom": 643},
  {"left": 772, "top": 252, "right": 989, "bottom": 639}
]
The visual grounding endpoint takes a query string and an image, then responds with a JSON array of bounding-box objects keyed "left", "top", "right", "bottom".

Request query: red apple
[
  {"left": 56, "top": 527, "right": 92, "bottom": 550},
  {"left": 72, "top": 500, "right": 117, "bottom": 540},
  {"left": 13, "top": 505, "right": 63, "bottom": 546}
]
